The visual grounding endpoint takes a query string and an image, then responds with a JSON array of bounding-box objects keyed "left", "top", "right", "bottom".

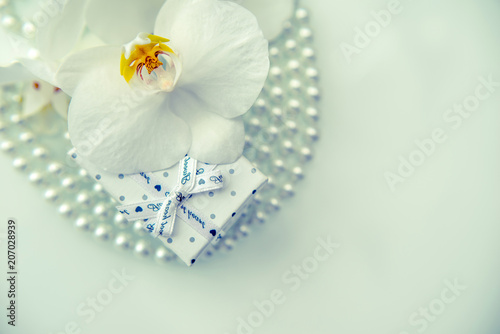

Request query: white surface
[{"left": 1, "top": 0, "right": 500, "bottom": 333}]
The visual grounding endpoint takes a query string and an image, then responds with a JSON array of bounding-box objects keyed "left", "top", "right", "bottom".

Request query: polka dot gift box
[{"left": 70, "top": 149, "right": 268, "bottom": 266}]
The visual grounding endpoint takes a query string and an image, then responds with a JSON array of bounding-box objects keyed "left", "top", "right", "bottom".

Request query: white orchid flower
[
  {"left": 0, "top": 0, "right": 89, "bottom": 118},
  {"left": 21, "top": 80, "right": 70, "bottom": 118},
  {"left": 55, "top": 0, "right": 269, "bottom": 174}
]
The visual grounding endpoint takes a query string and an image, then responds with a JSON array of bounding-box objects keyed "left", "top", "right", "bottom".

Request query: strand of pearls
[{"left": 0, "top": 2, "right": 320, "bottom": 266}]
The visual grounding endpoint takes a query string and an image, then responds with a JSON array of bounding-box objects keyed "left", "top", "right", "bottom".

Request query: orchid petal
[
  {"left": 19, "top": 58, "right": 59, "bottom": 86},
  {"left": 86, "top": 0, "right": 165, "bottom": 45},
  {"left": 51, "top": 89, "right": 70, "bottom": 119},
  {"left": 237, "top": 0, "right": 293, "bottom": 40},
  {"left": 35, "top": 0, "right": 87, "bottom": 61},
  {"left": 170, "top": 88, "right": 245, "bottom": 164},
  {"left": 56, "top": 46, "right": 118, "bottom": 96},
  {"left": 154, "top": 0, "right": 269, "bottom": 119},
  {"left": 0, "top": 28, "right": 32, "bottom": 66},
  {"left": 61, "top": 46, "right": 191, "bottom": 173},
  {"left": 22, "top": 80, "right": 53, "bottom": 117},
  {"left": 0, "top": 63, "right": 34, "bottom": 85}
]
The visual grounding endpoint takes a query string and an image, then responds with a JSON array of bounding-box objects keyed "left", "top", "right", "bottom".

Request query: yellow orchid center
[{"left": 120, "top": 33, "right": 182, "bottom": 92}]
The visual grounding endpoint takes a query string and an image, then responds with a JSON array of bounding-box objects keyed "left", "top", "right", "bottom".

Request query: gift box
[{"left": 69, "top": 149, "right": 267, "bottom": 266}]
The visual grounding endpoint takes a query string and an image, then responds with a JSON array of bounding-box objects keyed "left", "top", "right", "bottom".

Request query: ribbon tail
[
  {"left": 161, "top": 204, "right": 178, "bottom": 238},
  {"left": 153, "top": 193, "right": 178, "bottom": 238}
]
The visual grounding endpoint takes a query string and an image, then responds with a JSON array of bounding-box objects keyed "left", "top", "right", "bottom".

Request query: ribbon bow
[{"left": 116, "top": 156, "right": 224, "bottom": 238}]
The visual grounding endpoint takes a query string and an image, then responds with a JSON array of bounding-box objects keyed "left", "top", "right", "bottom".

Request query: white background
[{"left": 1, "top": 0, "right": 500, "bottom": 333}]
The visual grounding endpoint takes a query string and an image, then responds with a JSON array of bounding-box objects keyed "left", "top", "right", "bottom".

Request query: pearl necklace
[{"left": 0, "top": 2, "right": 320, "bottom": 265}]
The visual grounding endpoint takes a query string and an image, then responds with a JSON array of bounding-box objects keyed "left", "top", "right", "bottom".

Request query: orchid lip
[{"left": 120, "top": 33, "right": 182, "bottom": 92}]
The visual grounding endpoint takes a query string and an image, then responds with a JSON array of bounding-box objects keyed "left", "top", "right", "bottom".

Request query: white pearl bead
[
  {"left": 134, "top": 241, "right": 151, "bottom": 257},
  {"left": 293, "top": 166, "right": 305, "bottom": 180},
  {"left": 271, "top": 86, "right": 283, "bottom": 99},
  {"left": 289, "top": 79, "right": 301, "bottom": 90},
  {"left": 286, "top": 120, "right": 298, "bottom": 133},
  {"left": 223, "top": 238, "right": 235, "bottom": 251},
  {"left": 281, "top": 184, "right": 295, "bottom": 198},
  {"left": 282, "top": 140, "right": 295, "bottom": 153},
  {"left": 1, "top": 141, "right": 15, "bottom": 153},
  {"left": 75, "top": 217, "right": 91, "bottom": 231},
  {"left": 269, "top": 66, "right": 282, "bottom": 79},
  {"left": 274, "top": 159, "right": 285, "bottom": 172},
  {"left": 285, "top": 39, "right": 297, "bottom": 51},
  {"left": 58, "top": 203, "right": 73, "bottom": 217},
  {"left": 1, "top": 15, "right": 15, "bottom": 28},
  {"left": 255, "top": 211, "right": 266, "bottom": 224},
  {"left": 272, "top": 107, "right": 283, "bottom": 120},
  {"left": 296, "top": 8, "right": 309, "bottom": 21},
  {"left": 76, "top": 192, "right": 91, "bottom": 206},
  {"left": 306, "top": 107, "right": 319, "bottom": 121},
  {"left": 133, "top": 221, "right": 148, "bottom": 235},
  {"left": 269, "top": 47, "right": 279, "bottom": 57},
  {"left": 44, "top": 189, "right": 59, "bottom": 202},
  {"left": 94, "top": 225, "right": 112, "bottom": 241},
  {"left": 306, "top": 127, "right": 319, "bottom": 141},
  {"left": 155, "top": 247, "right": 174, "bottom": 263},
  {"left": 269, "top": 198, "right": 280, "bottom": 211},
  {"left": 19, "top": 132, "right": 34, "bottom": 143},
  {"left": 47, "top": 162, "right": 63, "bottom": 175},
  {"left": 78, "top": 168, "right": 88, "bottom": 178},
  {"left": 114, "top": 213, "right": 128, "bottom": 227},
  {"left": 307, "top": 86, "right": 320, "bottom": 100},
  {"left": 301, "top": 147, "right": 313, "bottom": 161},
  {"left": 306, "top": 68, "right": 319, "bottom": 80},
  {"left": 302, "top": 48, "right": 315, "bottom": 59},
  {"left": 28, "top": 172, "right": 43, "bottom": 185},
  {"left": 10, "top": 115, "right": 24, "bottom": 125},
  {"left": 32, "top": 147, "right": 47, "bottom": 159},
  {"left": 22, "top": 22, "right": 36, "bottom": 37},
  {"left": 61, "top": 177, "right": 76, "bottom": 190},
  {"left": 288, "top": 60, "right": 300, "bottom": 71},
  {"left": 115, "top": 233, "right": 133, "bottom": 250},
  {"left": 288, "top": 99, "right": 301, "bottom": 112},
  {"left": 12, "top": 157, "right": 27, "bottom": 170},
  {"left": 299, "top": 28, "right": 313, "bottom": 40},
  {"left": 238, "top": 225, "right": 250, "bottom": 237},
  {"left": 254, "top": 98, "right": 266, "bottom": 112},
  {"left": 93, "top": 204, "right": 109, "bottom": 218}
]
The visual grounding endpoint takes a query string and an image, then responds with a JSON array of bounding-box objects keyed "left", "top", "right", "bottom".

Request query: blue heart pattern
[
  {"left": 155, "top": 185, "right": 161, "bottom": 192},
  {"left": 198, "top": 179, "right": 206, "bottom": 185},
  {"left": 135, "top": 206, "right": 143, "bottom": 213}
]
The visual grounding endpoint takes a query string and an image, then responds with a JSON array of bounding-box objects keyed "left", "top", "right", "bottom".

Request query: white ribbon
[{"left": 116, "top": 156, "right": 224, "bottom": 238}]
